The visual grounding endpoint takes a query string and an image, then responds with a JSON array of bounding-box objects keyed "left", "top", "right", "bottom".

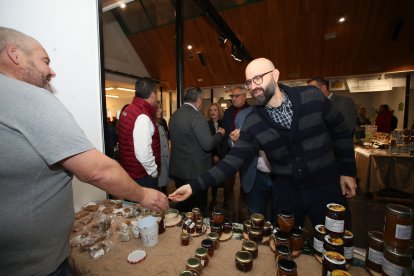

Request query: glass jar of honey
[
  {"left": 158, "top": 212, "right": 166, "bottom": 234},
  {"left": 211, "top": 208, "right": 225, "bottom": 225},
  {"left": 278, "top": 210, "right": 294, "bottom": 233},
  {"left": 343, "top": 230, "right": 354, "bottom": 264},
  {"left": 275, "top": 231, "right": 290, "bottom": 247},
  {"left": 331, "top": 270, "right": 351, "bottom": 276},
  {"left": 243, "top": 220, "right": 252, "bottom": 235},
  {"left": 179, "top": 270, "right": 196, "bottom": 276},
  {"left": 186, "top": 257, "right": 202, "bottom": 276},
  {"left": 181, "top": 232, "right": 190, "bottom": 246},
  {"left": 195, "top": 221, "right": 203, "bottom": 234},
  {"left": 250, "top": 213, "right": 265, "bottom": 228},
  {"left": 382, "top": 243, "right": 412, "bottom": 276},
  {"left": 383, "top": 204, "right": 413, "bottom": 249},
  {"left": 248, "top": 227, "right": 264, "bottom": 243},
  {"left": 192, "top": 208, "right": 201, "bottom": 221},
  {"left": 275, "top": 244, "right": 291, "bottom": 264},
  {"left": 323, "top": 235, "right": 344, "bottom": 256},
  {"left": 223, "top": 218, "right": 232, "bottom": 234},
  {"left": 325, "top": 203, "right": 346, "bottom": 237},
  {"left": 322, "top": 251, "right": 346, "bottom": 276},
  {"left": 194, "top": 247, "right": 210, "bottom": 268},
  {"left": 277, "top": 258, "right": 297, "bottom": 276},
  {"left": 365, "top": 231, "right": 384, "bottom": 275},
  {"left": 263, "top": 221, "right": 273, "bottom": 237},
  {"left": 242, "top": 240, "right": 258, "bottom": 259},
  {"left": 289, "top": 226, "right": 304, "bottom": 252},
  {"left": 207, "top": 232, "right": 220, "bottom": 249},
  {"left": 313, "top": 224, "right": 326, "bottom": 256},
  {"left": 235, "top": 250, "right": 253, "bottom": 272},
  {"left": 210, "top": 222, "right": 223, "bottom": 237},
  {"left": 201, "top": 239, "right": 214, "bottom": 257}
]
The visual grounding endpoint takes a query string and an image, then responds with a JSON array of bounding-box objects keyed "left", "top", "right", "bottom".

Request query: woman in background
[{"left": 156, "top": 101, "right": 170, "bottom": 195}]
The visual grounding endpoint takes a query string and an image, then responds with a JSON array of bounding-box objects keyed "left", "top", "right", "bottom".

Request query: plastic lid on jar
[
  {"left": 327, "top": 203, "right": 346, "bottom": 212},
  {"left": 344, "top": 230, "right": 353, "bottom": 239},
  {"left": 325, "top": 235, "right": 344, "bottom": 246},
  {"left": 386, "top": 204, "right": 413, "bottom": 217},
  {"left": 331, "top": 270, "right": 351, "bottom": 276},
  {"left": 324, "top": 251, "right": 346, "bottom": 265},
  {"left": 315, "top": 224, "right": 326, "bottom": 234}
]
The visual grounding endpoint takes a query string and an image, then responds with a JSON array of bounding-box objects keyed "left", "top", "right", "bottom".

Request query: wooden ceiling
[{"left": 104, "top": 0, "right": 414, "bottom": 90}]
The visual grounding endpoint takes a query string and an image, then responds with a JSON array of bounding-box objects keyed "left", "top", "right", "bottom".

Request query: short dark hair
[
  {"left": 135, "top": 77, "right": 158, "bottom": 98},
  {"left": 307, "top": 77, "right": 329, "bottom": 88},
  {"left": 183, "top": 87, "right": 203, "bottom": 103}
]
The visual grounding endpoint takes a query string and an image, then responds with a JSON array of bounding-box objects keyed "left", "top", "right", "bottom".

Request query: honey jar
[
  {"left": 158, "top": 212, "right": 165, "bottom": 234},
  {"left": 325, "top": 203, "right": 345, "bottom": 237},
  {"left": 235, "top": 250, "right": 253, "bottom": 272},
  {"left": 275, "top": 231, "right": 290, "bottom": 247},
  {"left": 243, "top": 220, "right": 252, "bottom": 235},
  {"left": 211, "top": 209, "right": 225, "bottom": 225},
  {"left": 249, "top": 227, "right": 264, "bottom": 243},
  {"left": 201, "top": 239, "right": 214, "bottom": 257},
  {"left": 331, "top": 270, "right": 351, "bottom": 276},
  {"left": 323, "top": 235, "right": 344, "bottom": 256},
  {"left": 322, "top": 251, "right": 346, "bottom": 276},
  {"left": 223, "top": 218, "right": 232, "bottom": 234},
  {"left": 263, "top": 221, "right": 273, "bottom": 237},
  {"left": 278, "top": 210, "right": 294, "bottom": 233},
  {"left": 242, "top": 240, "right": 258, "bottom": 259},
  {"left": 207, "top": 232, "right": 220, "bottom": 249},
  {"left": 192, "top": 208, "right": 201, "bottom": 221},
  {"left": 275, "top": 244, "right": 291, "bottom": 264},
  {"left": 343, "top": 230, "right": 354, "bottom": 264},
  {"left": 194, "top": 247, "right": 210, "bottom": 268},
  {"left": 251, "top": 213, "right": 265, "bottom": 228},
  {"left": 313, "top": 224, "right": 326, "bottom": 256},
  {"left": 277, "top": 258, "right": 297, "bottom": 276},
  {"left": 289, "top": 226, "right": 304, "bottom": 252},
  {"left": 195, "top": 221, "right": 203, "bottom": 234},
  {"left": 210, "top": 223, "right": 223, "bottom": 237},
  {"left": 181, "top": 232, "right": 190, "bottom": 246},
  {"left": 184, "top": 212, "right": 195, "bottom": 234},
  {"left": 382, "top": 243, "right": 412, "bottom": 276},
  {"left": 383, "top": 204, "right": 413, "bottom": 249},
  {"left": 186, "top": 257, "right": 202, "bottom": 276},
  {"left": 180, "top": 270, "right": 196, "bottom": 276},
  {"left": 365, "top": 231, "right": 384, "bottom": 274}
]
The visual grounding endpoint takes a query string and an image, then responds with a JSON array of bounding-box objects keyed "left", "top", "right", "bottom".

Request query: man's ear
[
  {"left": 272, "top": 69, "right": 280, "bottom": 83},
  {"left": 5, "top": 44, "right": 21, "bottom": 65}
]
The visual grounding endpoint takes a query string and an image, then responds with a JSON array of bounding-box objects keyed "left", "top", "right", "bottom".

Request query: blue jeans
[{"left": 246, "top": 170, "right": 274, "bottom": 222}]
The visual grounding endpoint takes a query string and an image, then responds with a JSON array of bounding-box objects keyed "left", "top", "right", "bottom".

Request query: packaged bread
[
  {"left": 83, "top": 204, "right": 99, "bottom": 212},
  {"left": 75, "top": 210, "right": 90, "bottom": 220}
]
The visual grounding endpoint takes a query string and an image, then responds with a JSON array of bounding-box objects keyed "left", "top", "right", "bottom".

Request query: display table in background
[{"left": 68, "top": 225, "right": 368, "bottom": 275}]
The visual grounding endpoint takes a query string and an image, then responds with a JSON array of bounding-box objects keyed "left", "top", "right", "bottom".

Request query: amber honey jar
[
  {"left": 251, "top": 213, "right": 265, "bottom": 228},
  {"left": 211, "top": 208, "right": 225, "bottom": 225},
  {"left": 158, "top": 212, "right": 166, "bottom": 234},
  {"left": 181, "top": 232, "right": 190, "bottom": 246},
  {"left": 186, "top": 211, "right": 194, "bottom": 221},
  {"left": 242, "top": 240, "right": 258, "bottom": 259},
  {"left": 323, "top": 235, "right": 344, "bottom": 256},
  {"left": 263, "top": 221, "right": 273, "bottom": 237},
  {"left": 365, "top": 231, "right": 384, "bottom": 274},
  {"left": 289, "top": 226, "right": 304, "bottom": 252},
  {"left": 210, "top": 223, "right": 223, "bottom": 237},
  {"left": 192, "top": 208, "right": 201, "bottom": 221},
  {"left": 186, "top": 257, "right": 202, "bottom": 276},
  {"left": 275, "top": 231, "right": 290, "bottom": 247},
  {"left": 343, "top": 230, "right": 354, "bottom": 264},
  {"left": 275, "top": 244, "right": 291, "bottom": 264},
  {"left": 223, "top": 218, "right": 232, "bottom": 234},
  {"left": 278, "top": 210, "right": 294, "bottom": 233},
  {"left": 201, "top": 239, "right": 214, "bottom": 257},
  {"left": 382, "top": 243, "right": 412, "bottom": 276},
  {"left": 184, "top": 212, "right": 196, "bottom": 234},
  {"left": 207, "top": 232, "right": 220, "bottom": 249},
  {"left": 195, "top": 221, "right": 203, "bottom": 234},
  {"left": 235, "top": 250, "right": 253, "bottom": 272},
  {"left": 322, "top": 251, "right": 346, "bottom": 276},
  {"left": 325, "top": 203, "right": 346, "bottom": 237},
  {"left": 277, "top": 258, "right": 297, "bottom": 276},
  {"left": 195, "top": 247, "right": 210, "bottom": 268},
  {"left": 249, "top": 227, "right": 264, "bottom": 243},
  {"left": 313, "top": 224, "right": 326, "bottom": 256},
  {"left": 383, "top": 204, "right": 413, "bottom": 249},
  {"left": 243, "top": 220, "right": 252, "bottom": 235}
]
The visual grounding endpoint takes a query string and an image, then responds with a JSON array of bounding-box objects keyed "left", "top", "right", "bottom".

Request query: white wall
[{"left": 0, "top": 0, "right": 107, "bottom": 210}]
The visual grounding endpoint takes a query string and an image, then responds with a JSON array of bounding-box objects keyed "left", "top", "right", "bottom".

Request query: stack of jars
[
  {"left": 242, "top": 213, "right": 273, "bottom": 243},
  {"left": 365, "top": 204, "right": 413, "bottom": 276},
  {"left": 180, "top": 207, "right": 204, "bottom": 247},
  {"left": 312, "top": 203, "right": 353, "bottom": 275}
]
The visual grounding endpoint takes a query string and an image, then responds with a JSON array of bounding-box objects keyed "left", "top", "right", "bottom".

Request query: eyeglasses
[
  {"left": 243, "top": 70, "right": 274, "bottom": 90},
  {"left": 229, "top": 94, "right": 244, "bottom": 99}
]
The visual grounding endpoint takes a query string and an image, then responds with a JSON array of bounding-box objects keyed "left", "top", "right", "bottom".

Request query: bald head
[
  {"left": 0, "top": 27, "right": 40, "bottom": 55},
  {"left": 245, "top": 58, "right": 275, "bottom": 78}
]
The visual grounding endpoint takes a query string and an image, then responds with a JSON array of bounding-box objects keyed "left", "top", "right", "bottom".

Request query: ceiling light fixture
[
  {"left": 105, "top": 87, "right": 114, "bottom": 91},
  {"left": 187, "top": 45, "right": 193, "bottom": 50},
  {"left": 218, "top": 33, "right": 228, "bottom": 44},
  {"left": 117, "top": 87, "right": 135, "bottom": 92},
  {"left": 338, "top": 16, "right": 346, "bottom": 23},
  {"left": 120, "top": 3, "right": 126, "bottom": 8},
  {"left": 105, "top": 94, "right": 119, "bottom": 98},
  {"left": 231, "top": 45, "right": 243, "bottom": 62}
]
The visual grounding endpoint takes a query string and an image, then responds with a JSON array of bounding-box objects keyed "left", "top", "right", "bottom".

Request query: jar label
[
  {"left": 395, "top": 224, "right": 412, "bottom": 240},
  {"left": 313, "top": 237, "right": 324, "bottom": 253},
  {"left": 368, "top": 247, "right": 383, "bottom": 265},
  {"left": 201, "top": 260, "right": 205, "bottom": 266},
  {"left": 382, "top": 256, "right": 404, "bottom": 275},
  {"left": 344, "top": 246, "right": 354, "bottom": 259},
  {"left": 325, "top": 216, "right": 344, "bottom": 233}
]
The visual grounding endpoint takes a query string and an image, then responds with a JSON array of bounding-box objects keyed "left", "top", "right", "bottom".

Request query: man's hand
[
  {"left": 217, "top": 127, "right": 225, "bottom": 135},
  {"left": 140, "top": 187, "right": 169, "bottom": 212},
  {"left": 168, "top": 184, "right": 193, "bottom": 202},
  {"left": 340, "top": 176, "right": 357, "bottom": 198},
  {"left": 229, "top": 129, "right": 240, "bottom": 143}
]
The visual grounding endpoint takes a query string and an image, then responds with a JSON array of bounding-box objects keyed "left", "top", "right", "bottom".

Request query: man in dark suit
[{"left": 169, "top": 87, "right": 225, "bottom": 214}]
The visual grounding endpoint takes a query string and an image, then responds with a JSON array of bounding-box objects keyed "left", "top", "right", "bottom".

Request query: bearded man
[{"left": 169, "top": 57, "right": 357, "bottom": 227}]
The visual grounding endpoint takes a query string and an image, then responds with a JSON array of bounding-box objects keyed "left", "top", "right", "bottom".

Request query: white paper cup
[{"left": 137, "top": 216, "right": 158, "bottom": 247}]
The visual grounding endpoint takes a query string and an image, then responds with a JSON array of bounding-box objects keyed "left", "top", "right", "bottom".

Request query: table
[
  {"left": 355, "top": 147, "right": 414, "bottom": 195},
  {"left": 68, "top": 224, "right": 368, "bottom": 275}
]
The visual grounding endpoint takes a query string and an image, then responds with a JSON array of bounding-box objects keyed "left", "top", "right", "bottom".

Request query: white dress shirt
[{"left": 133, "top": 114, "right": 158, "bottom": 177}]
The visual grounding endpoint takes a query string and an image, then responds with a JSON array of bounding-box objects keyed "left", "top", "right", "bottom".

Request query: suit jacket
[
  {"left": 169, "top": 104, "right": 223, "bottom": 180},
  {"left": 330, "top": 94, "right": 357, "bottom": 133}
]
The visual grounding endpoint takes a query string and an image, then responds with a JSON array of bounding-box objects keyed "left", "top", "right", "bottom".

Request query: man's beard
[
  {"left": 252, "top": 79, "right": 276, "bottom": 106},
  {"left": 21, "top": 61, "right": 54, "bottom": 93}
]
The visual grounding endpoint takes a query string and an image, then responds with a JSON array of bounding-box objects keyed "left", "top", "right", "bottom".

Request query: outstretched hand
[
  {"left": 168, "top": 184, "right": 193, "bottom": 202},
  {"left": 140, "top": 187, "right": 169, "bottom": 212},
  {"left": 340, "top": 175, "right": 357, "bottom": 198}
]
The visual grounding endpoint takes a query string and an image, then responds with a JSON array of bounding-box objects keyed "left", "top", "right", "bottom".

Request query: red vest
[{"left": 117, "top": 97, "right": 160, "bottom": 179}]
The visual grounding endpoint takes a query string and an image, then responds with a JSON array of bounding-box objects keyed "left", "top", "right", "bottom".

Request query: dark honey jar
[
  {"left": 195, "top": 221, "right": 203, "bottom": 234},
  {"left": 383, "top": 204, "right": 413, "bottom": 249},
  {"left": 263, "top": 221, "right": 273, "bottom": 237},
  {"left": 186, "top": 257, "right": 202, "bottom": 276},
  {"left": 323, "top": 235, "right": 344, "bottom": 256},
  {"left": 322, "top": 251, "right": 346, "bottom": 276},
  {"left": 275, "top": 231, "right": 290, "bottom": 247},
  {"left": 275, "top": 244, "right": 291, "bottom": 264},
  {"left": 289, "top": 226, "right": 304, "bottom": 252},
  {"left": 210, "top": 222, "right": 223, "bottom": 237},
  {"left": 243, "top": 220, "right": 252, "bottom": 235},
  {"left": 249, "top": 227, "right": 264, "bottom": 243},
  {"left": 201, "top": 239, "right": 214, "bottom": 257},
  {"left": 207, "top": 232, "right": 220, "bottom": 249},
  {"left": 242, "top": 240, "right": 258, "bottom": 259},
  {"left": 250, "top": 213, "right": 265, "bottom": 228},
  {"left": 343, "top": 230, "right": 354, "bottom": 264},
  {"left": 325, "top": 203, "right": 345, "bottom": 237},
  {"left": 365, "top": 231, "right": 384, "bottom": 274},
  {"left": 211, "top": 208, "right": 225, "bottom": 225},
  {"left": 181, "top": 232, "right": 190, "bottom": 246},
  {"left": 313, "top": 224, "right": 326, "bottom": 256},
  {"left": 223, "top": 218, "right": 232, "bottom": 234},
  {"left": 235, "top": 250, "right": 253, "bottom": 272},
  {"left": 278, "top": 210, "right": 294, "bottom": 233},
  {"left": 277, "top": 258, "right": 297, "bottom": 276},
  {"left": 382, "top": 243, "right": 412, "bottom": 276},
  {"left": 194, "top": 247, "right": 210, "bottom": 268},
  {"left": 192, "top": 208, "right": 201, "bottom": 221}
]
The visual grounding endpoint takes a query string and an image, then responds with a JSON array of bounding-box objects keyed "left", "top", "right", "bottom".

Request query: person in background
[
  {"left": 390, "top": 110, "right": 398, "bottom": 132},
  {"left": 169, "top": 58, "right": 356, "bottom": 228},
  {"left": 105, "top": 116, "right": 118, "bottom": 158},
  {"left": 205, "top": 102, "right": 224, "bottom": 210},
  {"left": 169, "top": 87, "right": 225, "bottom": 215},
  {"left": 156, "top": 100, "right": 170, "bottom": 195},
  {"left": 0, "top": 26, "right": 168, "bottom": 276},
  {"left": 356, "top": 107, "right": 371, "bottom": 126},
  {"left": 375, "top": 104, "right": 393, "bottom": 133},
  {"left": 307, "top": 77, "right": 357, "bottom": 135},
  {"left": 117, "top": 77, "right": 161, "bottom": 189}
]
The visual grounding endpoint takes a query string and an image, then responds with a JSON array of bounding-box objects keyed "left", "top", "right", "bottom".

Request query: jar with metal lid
[
  {"left": 223, "top": 218, "right": 232, "bottom": 234},
  {"left": 343, "top": 230, "right": 354, "bottom": 264},
  {"left": 211, "top": 208, "right": 225, "bottom": 225},
  {"left": 158, "top": 212, "right": 166, "bottom": 234},
  {"left": 195, "top": 221, "right": 203, "bottom": 234},
  {"left": 275, "top": 244, "right": 291, "bottom": 264},
  {"left": 181, "top": 232, "right": 190, "bottom": 246},
  {"left": 365, "top": 231, "right": 384, "bottom": 274},
  {"left": 210, "top": 223, "right": 223, "bottom": 237},
  {"left": 186, "top": 257, "right": 202, "bottom": 276},
  {"left": 331, "top": 270, "right": 351, "bottom": 276},
  {"left": 278, "top": 210, "right": 294, "bottom": 233},
  {"left": 207, "top": 232, "right": 220, "bottom": 249},
  {"left": 323, "top": 235, "right": 344, "bottom": 256},
  {"left": 322, "top": 251, "right": 346, "bottom": 276},
  {"left": 289, "top": 226, "right": 304, "bottom": 252},
  {"left": 313, "top": 224, "right": 326, "bottom": 256},
  {"left": 201, "top": 239, "right": 214, "bottom": 257},
  {"left": 243, "top": 220, "right": 252, "bottom": 235},
  {"left": 184, "top": 212, "right": 196, "bottom": 234},
  {"left": 251, "top": 213, "right": 265, "bottom": 228},
  {"left": 180, "top": 270, "right": 196, "bottom": 276},
  {"left": 235, "top": 250, "right": 253, "bottom": 272},
  {"left": 186, "top": 211, "right": 194, "bottom": 221},
  {"left": 382, "top": 243, "right": 412, "bottom": 276},
  {"left": 192, "top": 208, "right": 201, "bottom": 221},
  {"left": 242, "top": 240, "right": 258, "bottom": 259},
  {"left": 263, "top": 221, "right": 273, "bottom": 237},
  {"left": 277, "top": 258, "right": 297, "bottom": 276},
  {"left": 384, "top": 204, "right": 413, "bottom": 249},
  {"left": 249, "top": 227, "right": 264, "bottom": 243},
  {"left": 325, "top": 203, "right": 346, "bottom": 237},
  {"left": 275, "top": 231, "right": 290, "bottom": 247},
  {"left": 195, "top": 247, "right": 210, "bottom": 268}
]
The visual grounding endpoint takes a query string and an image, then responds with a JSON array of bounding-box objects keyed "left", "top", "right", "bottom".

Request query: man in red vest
[{"left": 117, "top": 77, "right": 161, "bottom": 189}]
